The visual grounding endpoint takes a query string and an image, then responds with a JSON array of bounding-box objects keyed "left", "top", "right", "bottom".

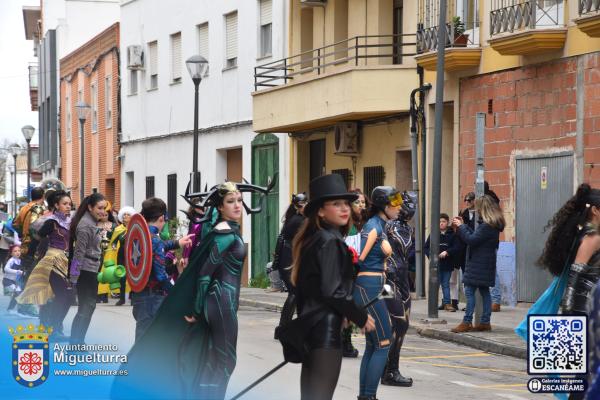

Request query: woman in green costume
[{"left": 112, "top": 179, "right": 274, "bottom": 400}]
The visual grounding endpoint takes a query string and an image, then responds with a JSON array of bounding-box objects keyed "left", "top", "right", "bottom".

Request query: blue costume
[{"left": 353, "top": 214, "right": 392, "bottom": 398}]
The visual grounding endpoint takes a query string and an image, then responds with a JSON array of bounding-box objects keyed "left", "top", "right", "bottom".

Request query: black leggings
[
  {"left": 384, "top": 277, "right": 411, "bottom": 372},
  {"left": 300, "top": 348, "right": 343, "bottom": 400},
  {"left": 39, "top": 271, "right": 73, "bottom": 334},
  {"left": 70, "top": 270, "right": 99, "bottom": 344}
]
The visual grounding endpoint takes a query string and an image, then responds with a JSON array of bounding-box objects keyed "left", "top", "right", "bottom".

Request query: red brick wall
[
  {"left": 459, "top": 52, "right": 600, "bottom": 240},
  {"left": 59, "top": 23, "right": 121, "bottom": 209}
]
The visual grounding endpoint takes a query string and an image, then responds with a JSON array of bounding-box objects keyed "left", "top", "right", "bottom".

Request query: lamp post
[
  {"left": 9, "top": 146, "right": 20, "bottom": 216},
  {"left": 185, "top": 55, "right": 209, "bottom": 192},
  {"left": 21, "top": 125, "right": 35, "bottom": 201},
  {"left": 75, "top": 101, "right": 91, "bottom": 202}
]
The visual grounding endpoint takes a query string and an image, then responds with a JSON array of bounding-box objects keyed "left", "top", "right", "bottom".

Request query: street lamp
[
  {"left": 185, "top": 55, "right": 208, "bottom": 192},
  {"left": 9, "top": 146, "right": 20, "bottom": 216},
  {"left": 75, "top": 101, "right": 91, "bottom": 202},
  {"left": 21, "top": 125, "right": 35, "bottom": 201}
]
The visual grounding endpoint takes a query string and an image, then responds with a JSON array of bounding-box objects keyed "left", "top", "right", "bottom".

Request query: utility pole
[{"left": 428, "top": 0, "right": 448, "bottom": 318}]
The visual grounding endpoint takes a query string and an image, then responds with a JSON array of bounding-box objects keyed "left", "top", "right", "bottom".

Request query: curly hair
[{"left": 538, "top": 183, "right": 600, "bottom": 276}]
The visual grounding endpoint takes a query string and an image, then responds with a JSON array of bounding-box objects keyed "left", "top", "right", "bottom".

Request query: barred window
[
  {"left": 146, "top": 176, "right": 155, "bottom": 199},
  {"left": 363, "top": 166, "right": 385, "bottom": 198}
]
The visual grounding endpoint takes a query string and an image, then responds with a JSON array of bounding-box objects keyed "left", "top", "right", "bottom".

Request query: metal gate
[
  {"left": 516, "top": 153, "right": 573, "bottom": 302},
  {"left": 251, "top": 133, "right": 279, "bottom": 279}
]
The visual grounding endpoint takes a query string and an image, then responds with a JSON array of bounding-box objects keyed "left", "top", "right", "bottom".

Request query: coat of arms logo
[{"left": 9, "top": 324, "right": 50, "bottom": 388}]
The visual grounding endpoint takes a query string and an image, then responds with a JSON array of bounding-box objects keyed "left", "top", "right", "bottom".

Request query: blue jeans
[
  {"left": 463, "top": 285, "right": 492, "bottom": 324},
  {"left": 491, "top": 269, "right": 501, "bottom": 304},
  {"left": 131, "top": 291, "right": 165, "bottom": 342},
  {"left": 439, "top": 270, "right": 452, "bottom": 305},
  {"left": 353, "top": 274, "right": 392, "bottom": 397}
]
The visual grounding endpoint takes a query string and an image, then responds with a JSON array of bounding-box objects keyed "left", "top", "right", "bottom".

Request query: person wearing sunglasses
[{"left": 353, "top": 186, "right": 402, "bottom": 400}]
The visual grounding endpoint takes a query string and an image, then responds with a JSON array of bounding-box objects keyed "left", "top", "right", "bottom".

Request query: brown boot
[
  {"left": 444, "top": 304, "right": 456, "bottom": 312},
  {"left": 492, "top": 303, "right": 501, "bottom": 312},
  {"left": 451, "top": 322, "right": 473, "bottom": 333},
  {"left": 473, "top": 323, "right": 492, "bottom": 332}
]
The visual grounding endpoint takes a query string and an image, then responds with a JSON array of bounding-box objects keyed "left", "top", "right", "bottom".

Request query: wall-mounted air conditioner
[
  {"left": 334, "top": 122, "right": 360, "bottom": 156},
  {"left": 127, "top": 45, "right": 144, "bottom": 70},
  {"left": 300, "top": 0, "right": 327, "bottom": 6}
]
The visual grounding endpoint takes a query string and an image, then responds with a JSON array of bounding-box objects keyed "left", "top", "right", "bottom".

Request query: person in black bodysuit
[
  {"left": 274, "top": 193, "right": 307, "bottom": 333},
  {"left": 292, "top": 174, "right": 375, "bottom": 400},
  {"left": 381, "top": 191, "right": 416, "bottom": 387}
]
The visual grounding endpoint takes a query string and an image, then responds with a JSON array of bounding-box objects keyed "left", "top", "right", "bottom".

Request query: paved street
[{"left": 3, "top": 295, "right": 550, "bottom": 400}]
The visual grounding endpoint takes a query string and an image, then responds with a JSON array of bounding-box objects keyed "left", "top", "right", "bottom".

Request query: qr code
[{"left": 528, "top": 315, "right": 587, "bottom": 374}]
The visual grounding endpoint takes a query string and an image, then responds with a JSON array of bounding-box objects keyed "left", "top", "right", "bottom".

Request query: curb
[
  {"left": 414, "top": 325, "right": 527, "bottom": 360},
  {"left": 239, "top": 298, "right": 283, "bottom": 313},
  {"left": 240, "top": 297, "right": 525, "bottom": 359}
]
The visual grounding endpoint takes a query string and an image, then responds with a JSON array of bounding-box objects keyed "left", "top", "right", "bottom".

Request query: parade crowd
[{"left": 2, "top": 175, "right": 600, "bottom": 400}]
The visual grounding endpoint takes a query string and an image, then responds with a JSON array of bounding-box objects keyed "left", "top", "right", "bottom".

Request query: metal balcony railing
[
  {"left": 490, "top": 0, "right": 564, "bottom": 36},
  {"left": 254, "top": 34, "right": 417, "bottom": 91},
  {"left": 580, "top": 0, "right": 600, "bottom": 15},
  {"left": 417, "top": 21, "right": 480, "bottom": 53}
]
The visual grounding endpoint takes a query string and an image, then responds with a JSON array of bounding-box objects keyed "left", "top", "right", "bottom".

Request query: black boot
[
  {"left": 381, "top": 369, "right": 413, "bottom": 387},
  {"left": 451, "top": 299, "right": 459, "bottom": 311},
  {"left": 357, "top": 396, "right": 378, "bottom": 400},
  {"left": 342, "top": 327, "right": 359, "bottom": 358},
  {"left": 437, "top": 303, "right": 444, "bottom": 310}
]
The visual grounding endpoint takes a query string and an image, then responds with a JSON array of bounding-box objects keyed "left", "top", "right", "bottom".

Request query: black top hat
[{"left": 304, "top": 174, "right": 358, "bottom": 216}]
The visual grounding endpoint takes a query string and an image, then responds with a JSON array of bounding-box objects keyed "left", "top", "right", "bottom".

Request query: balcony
[
  {"left": 415, "top": 20, "right": 482, "bottom": 72},
  {"left": 488, "top": 0, "right": 566, "bottom": 55},
  {"left": 28, "top": 63, "right": 38, "bottom": 111},
  {"left": 575, "top": 0, "right": 600, "bottom": 37},
  {"left": 252, "top": 35, "right": 419, "bottom": 133}
]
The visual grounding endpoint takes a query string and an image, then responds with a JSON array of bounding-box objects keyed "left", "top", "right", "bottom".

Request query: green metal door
[{"left": 251, "top": 133, "right": 279, "bottom": 278}]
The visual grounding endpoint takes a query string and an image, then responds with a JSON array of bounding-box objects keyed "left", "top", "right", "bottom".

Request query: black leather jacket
[
  {"left": 561, "top": 224, "right": 600, "bottom": 315},
  {"left": 296, "top": 225, "right": 368, "bottom": 348}
]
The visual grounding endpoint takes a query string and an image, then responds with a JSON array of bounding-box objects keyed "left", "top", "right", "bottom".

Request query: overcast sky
[{"left": 0, "top": 0, "right": 40, "bottom": 146}]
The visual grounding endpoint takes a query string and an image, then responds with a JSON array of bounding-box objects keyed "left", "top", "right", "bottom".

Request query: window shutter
[
  {"left": 198, "top": 23, "right": 209, "bottom": 59},
  {"left": 225, "top": 12, "right": 238, "bottom": 61},
  {"left": 171, "top": 33, "right": 182, "bottom": 81},
  {"left": 260, "top": 0, "right": 272, "bottom": 25},
  {"left": 149, "top": 41, "right": 158, "bottom": 75}
]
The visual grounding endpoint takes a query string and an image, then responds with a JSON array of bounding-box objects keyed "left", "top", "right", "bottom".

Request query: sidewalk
[{"left": 239, "top": 287, "right": 528, "bottom": 360}]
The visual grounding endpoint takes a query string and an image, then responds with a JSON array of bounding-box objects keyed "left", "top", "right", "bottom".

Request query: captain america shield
[{"left": 124, "top": 213, "right": 152, "bottom": 292}]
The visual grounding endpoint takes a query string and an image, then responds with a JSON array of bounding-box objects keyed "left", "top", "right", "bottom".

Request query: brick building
[
  {"left": 459, "top": 54, "right": 600, "bottom": 243},
  {"left": 415, "top": 0, "right": 600, "bottom": 303},
  {"left": 59, "top": 23, "right": 120, "bottom": 207}
]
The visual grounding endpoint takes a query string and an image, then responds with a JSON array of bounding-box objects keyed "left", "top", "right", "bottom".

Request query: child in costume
[
  {"left": 131, "top": 197, "right": 193, "bottom": 341},
  {"left": 112, "top": 178, "right": 274, "bottom": 400},
  {"left": 5, "top": 245, "right": 23, "bottom": 312}
]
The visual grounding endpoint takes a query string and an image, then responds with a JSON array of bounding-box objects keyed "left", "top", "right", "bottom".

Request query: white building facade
[{"left": 119, "top": 0, "right": 289, "bottom": 283}]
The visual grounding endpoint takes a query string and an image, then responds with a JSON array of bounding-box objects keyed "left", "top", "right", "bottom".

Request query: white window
[
  {"left": 198, "top": 22, "right": 209, "bottom": 76},
  {"left": 66, "top": 91, "right": 71, "bottom": 142},
  {"left": 225, "top": 12, "right": 238, "bottom": 69},
  {"left": 105, "top": 76, "right": 112, "bottom": 128},
  {"left": 259, "top": 0, "right": 272, "bottom": 57},
  {"left": 130, "top": 69, "right": 138, "bottom": 95},
  {"left": 148, "top": 41, "right": 158, "bottom": 89},
  {"left": 170, "top": 32, "right": 182, "bottom": 83},
  {"left": 91, "top": 83, "right": 98, "bottom": 132}
]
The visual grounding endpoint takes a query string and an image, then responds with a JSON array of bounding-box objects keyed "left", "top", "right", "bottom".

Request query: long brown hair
[
  {"left": 474, "top": 195, "right": 505, "bottom": 230},
  {"left": 349, "top": 188, "right": 368, "bottom": 231},
  {"left": 290, "top": 200, "right": 351, "bottom": 286}
]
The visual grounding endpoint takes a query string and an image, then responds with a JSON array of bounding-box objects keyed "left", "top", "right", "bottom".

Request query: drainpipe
[
  {"left": 418, "top": 63, "right": 428, "bottom": 298},
  {"left": 410, "top": 75, "right": 431, "bottom": 300}
]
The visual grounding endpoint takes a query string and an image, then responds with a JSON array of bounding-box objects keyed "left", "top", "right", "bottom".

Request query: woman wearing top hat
[
  {"left": 291, "top": 174, "right": 375, "bottom": 400},
  {"left": 354, "top": 186, "right": 403, "bottom": 400}
]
